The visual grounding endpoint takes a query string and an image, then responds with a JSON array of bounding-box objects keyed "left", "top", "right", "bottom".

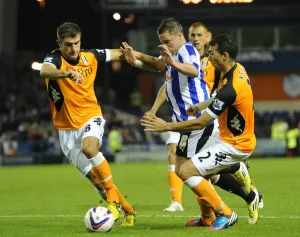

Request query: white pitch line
[{"left": 0, "top": 214, "right": 299, "bottom": 219}]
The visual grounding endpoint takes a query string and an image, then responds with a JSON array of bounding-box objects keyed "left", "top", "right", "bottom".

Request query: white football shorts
[
  {"left": 58, "top": 116, "right": 106, "bottom": 176},
  {"left": 166, "top": 131, "right": 180, "bottom": 145},
  {"left": 191, "top": 136, "right": 252, "bottom": 176}
]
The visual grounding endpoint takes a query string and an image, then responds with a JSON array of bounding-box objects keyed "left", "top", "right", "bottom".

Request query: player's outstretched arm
[
  {"left": 141, "top": 111, "right": 214, "bottom": 133},
  {"left": 121, "top": 42, "right": 166, "bottom": 72},
  {"left": 109, "top": 49, "right": 125, "bottom": 60}
]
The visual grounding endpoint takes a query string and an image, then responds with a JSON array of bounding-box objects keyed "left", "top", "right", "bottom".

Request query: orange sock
[
  {"left": 114, "top": 185, "right": 134, "bottom": 213},
  {"left": 168, "top": 170, "right": 183, "bottom": 204},
  {"left": 186, "top": 177, "right": 231, "bottom": 215},
  {"left": 91, "top": 154, "right": 119, "bottom": 203},
  {"left": 196, "top": 197, "right": 215, "bottom": 225}
]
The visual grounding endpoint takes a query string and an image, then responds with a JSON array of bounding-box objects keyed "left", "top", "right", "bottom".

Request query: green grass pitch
[{"left": 0, "top": 158, "right": 299, "bottom": 237}]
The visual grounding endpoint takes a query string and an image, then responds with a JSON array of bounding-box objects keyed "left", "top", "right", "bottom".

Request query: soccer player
[
  {"left": 142, "top": 21, "right": 215, "bottom": 212},
  {"left": 40, "top": 22, "right": 135, "bottom": 226},
  {"left": 121, "top": 18, "right": 220, "bottom": 214},
  {"left": 186, "top": 22, "right": 262, "bottom": 226},
  {"left": 141, "top": 34, "right": 257, "bottom": 229}
]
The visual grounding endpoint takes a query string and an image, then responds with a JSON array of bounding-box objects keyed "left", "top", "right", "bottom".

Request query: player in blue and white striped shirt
[{"left": 121, "top": 18, "right": 237, "bottom": 230}]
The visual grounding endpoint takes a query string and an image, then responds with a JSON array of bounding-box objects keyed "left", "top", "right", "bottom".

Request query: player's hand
[
  {"left": 144, "top": 109, "right": 157, "bottom": 117},
  {"left": 141, "top": 114, "right": 169, "bottom": 132},
  {"left": 120, "top": 42, "right": 136, "bottom": 66},
  {"left": 187, "top": 105, "right": 199, "bottom": 116},
  {"left": 159, "top": 45, "right": 174, "bottom": 65},
  {"left": 68, "top": 71, "right": 85, "bottom": 85}
]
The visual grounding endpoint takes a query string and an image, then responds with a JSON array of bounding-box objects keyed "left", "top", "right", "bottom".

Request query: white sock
[
  {"left": 89, "top": 152, "right": 105, "bottom": 167},
  {"left": 168, "top": 165, "right": 176, "bottom": 172}
]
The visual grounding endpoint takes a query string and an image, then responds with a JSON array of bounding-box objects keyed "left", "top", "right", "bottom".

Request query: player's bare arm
[
  {"left": 108, "top": 49, "right": 125, "bottom": 60},
  {"left": 40, "top": 63, "right": 85, "bottom": 85},
  {"left": 145, "top": 84, "right": 167, "bottom": 116},
  {"left": 121, "top": 42, "right": 165, "bottom": 72},
  {"left": 187, "top": 96, "right": 215, "bottom": 116},
  {"left": 159, "top": 44, "right": 198, "bottom": 77},
  {"left": 141, "top": 111, "right": 214, "bottom": 133}
]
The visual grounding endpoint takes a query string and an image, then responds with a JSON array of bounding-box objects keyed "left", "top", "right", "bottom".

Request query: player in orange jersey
[
  {"left": 187, "top": 23, "right": 263, "bottom": 226},
  {"left": 141, "top": 34, "right": 258, "bottom": 230},
  {"left": 40, "top": 22, "right": 135, "bottom": 226}
]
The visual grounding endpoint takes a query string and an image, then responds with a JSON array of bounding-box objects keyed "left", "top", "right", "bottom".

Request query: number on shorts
[
  {"left": 198, "top": 151, "right": 211, "bottom": 162},
  {"left": 93, "top": 117, "right": 102, "bottom": 126},
  {"left": 214, "top": 152, "right": 230, "bottom": 165},
  {"left": 85, "top": 124, "right": 91, "bottom": 132}
]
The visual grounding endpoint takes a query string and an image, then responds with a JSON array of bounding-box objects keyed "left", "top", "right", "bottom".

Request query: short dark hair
[
  {"left": 210, "top": 34, "right": 238, "bottom": 59},
  {"left": 157, "top": 17, "right": 183, "bottom": 35},
  {"left": 56, "top": 22, "right": 81, "bottom": 42}
]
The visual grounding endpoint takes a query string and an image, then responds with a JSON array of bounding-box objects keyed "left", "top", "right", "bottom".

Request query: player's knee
[{"left": 81, "top": 146, "right": 98, "bottom": 158}]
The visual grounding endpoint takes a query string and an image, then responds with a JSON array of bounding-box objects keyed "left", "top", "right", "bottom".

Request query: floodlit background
[{"left": 0, "top": 0, "right": 299, "bottom": 236}]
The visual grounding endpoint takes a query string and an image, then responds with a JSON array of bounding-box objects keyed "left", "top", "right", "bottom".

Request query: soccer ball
[{"left": 84, "top": 206, "right": 114, "bottom": 232}]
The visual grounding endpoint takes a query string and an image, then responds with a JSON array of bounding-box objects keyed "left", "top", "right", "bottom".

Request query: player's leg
[
  {"left": 179, "top": 156, "right": 237, "bottom": 231},
  {"left": 216, "top": 162, "right": 264, "bottom": 209},
  {"left": 185, "top": 196, "right": 216, "bottom": 227},
  {"left": 63, "top": 144, "right": 135, "bottom": 226},
  {"left": 164, "top": 132, "right": 183, "bottom": 212},
  {"left": 243, "top": 160, "right": 264, "bottom": 209},
  {"left": 210, "top": 173, "right": 248, "bottom": 201},
  {"left": 197, "top": 126, "right": 260, "bottom": 223},
  {"left": 80, "top": 116, "right": 121, "bottom": 221},
  {"left": 216, "top": 162, "right": 259, "bottom": 224}
]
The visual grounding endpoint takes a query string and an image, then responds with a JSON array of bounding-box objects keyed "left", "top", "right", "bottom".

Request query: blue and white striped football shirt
[{"left": 165, "top": 41, "right": 209, "bottom": 122}]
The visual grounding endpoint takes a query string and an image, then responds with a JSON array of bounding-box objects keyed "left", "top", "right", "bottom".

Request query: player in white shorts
[
  {"left": 40, "top": 22, "right": 135, "bottom": 226},
  {"left": 141, "top": 34, "right": 259, "bottom": 229}
]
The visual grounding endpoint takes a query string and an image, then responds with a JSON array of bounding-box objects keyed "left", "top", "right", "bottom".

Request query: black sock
[
  {"left": 217, "top": 163, "right": 240, "bottom": 174},
  {"left": 246, "top": 190, "right": 256, "bottom": 204},
  {"left": 214, "top": 173, "right": 247, "bottom": 202}
]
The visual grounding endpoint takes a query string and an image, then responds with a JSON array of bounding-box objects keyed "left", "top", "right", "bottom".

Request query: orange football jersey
[
  {"left": 207, "top": 63, "right": 256, "bottom": 153},
  {"left": 43, "top": 49, "right": 108, "bottom": 130}
]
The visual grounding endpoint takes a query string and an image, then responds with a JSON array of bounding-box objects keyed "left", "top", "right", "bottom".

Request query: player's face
[
  {"left": 59, "top": 34, "right": 81, "bottom": 61},
  {"left": 188, "top": 26, "right": 208, "bottom": 52},
  {"left": 158, "top": 32, "right": 183, "bottom": 55},
  {"left": 208, "top": 44, "right": 224, "bottom": 71}
]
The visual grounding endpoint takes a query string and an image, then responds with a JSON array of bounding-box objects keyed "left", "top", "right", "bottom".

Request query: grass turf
[{"left": 0, "top": 158, "right": 299, "bottom": 237}]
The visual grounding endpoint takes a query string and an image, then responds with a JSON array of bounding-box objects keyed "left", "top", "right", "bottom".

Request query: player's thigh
[
  {"left": 81, "top": 116, "right": 106, "bottom": 150},
  {"left": 175, "top": 155, "right": 189, "bottom": 175},
  {"left": 178, "top": 158, "right": 201, "bottom": 180}
]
